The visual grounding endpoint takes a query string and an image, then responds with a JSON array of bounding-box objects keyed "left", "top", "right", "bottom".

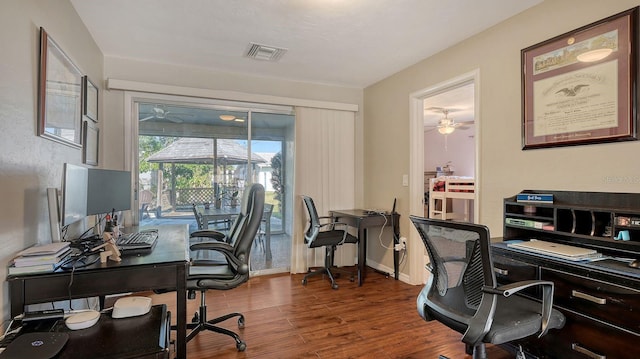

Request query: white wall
[
  {"left": 101, "top": 58, "right": 364, "bottom": 163},
  {"left": 424, "top": 125, "right": 475, "bottom": 176},
  {"left": 364, "top": 0, "right": 640, "bottom": 277},
  {"left": 0, "top": 0, "right": 103, "bottom": 323}
]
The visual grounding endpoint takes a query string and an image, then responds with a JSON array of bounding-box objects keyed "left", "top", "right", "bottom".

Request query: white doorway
[
  {"left": 408, "top": 70, "right": 480, "bottom": 285},
  {"left": 423, "top": 82, "right": 476, "bottom": 220}
]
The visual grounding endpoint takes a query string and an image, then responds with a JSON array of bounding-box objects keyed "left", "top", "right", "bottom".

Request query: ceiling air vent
[{"left": 244, "top": 43, "right": 287, "bottom": 62}]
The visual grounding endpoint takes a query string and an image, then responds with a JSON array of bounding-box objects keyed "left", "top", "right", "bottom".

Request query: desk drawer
[
  {"left": 542, "top": 268, "right": 640, "bottom": 334},
  {"left": 542, "top": 309, "right": 640, "bottom": 359},
  {"left": 493, "top": 255, "right": 539, "bottom": 297}
]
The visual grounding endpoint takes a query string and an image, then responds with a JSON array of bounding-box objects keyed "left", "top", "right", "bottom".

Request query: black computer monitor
[
  {"left": 59, "top": 164, "right": 132, "bottom": 227},
  {"left": 87, "top": 168, "right": 132, "bottom": 216}
]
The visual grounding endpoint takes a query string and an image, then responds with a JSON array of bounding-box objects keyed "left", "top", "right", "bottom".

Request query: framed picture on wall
[
  {"left": 83, "top": 121, "right": 99, "bottom": 166},
  {"left": 83, "top": 76, "right": 98, "bottom": 122},
  {"left": 37, "top": 27, "right": 83, "bottom": 148},
  {"left": 521, "top": 7, "right": 638, "bottom": 149}
]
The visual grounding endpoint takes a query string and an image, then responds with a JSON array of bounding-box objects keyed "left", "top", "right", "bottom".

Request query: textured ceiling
[{"left": 71, "top": 0, "right": 541, "bottom": 88}]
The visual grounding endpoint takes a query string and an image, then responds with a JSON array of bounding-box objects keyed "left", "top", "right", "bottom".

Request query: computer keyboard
[{"left": 116, "top": 230, "right": 158, "bottom": 251}]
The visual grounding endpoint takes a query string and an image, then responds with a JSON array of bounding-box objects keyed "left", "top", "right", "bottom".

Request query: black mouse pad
[{"left": 0, "top": 332, "right": 68, "bottom": 359}]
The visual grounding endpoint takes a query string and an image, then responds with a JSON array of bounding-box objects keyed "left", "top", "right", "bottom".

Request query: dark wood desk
[
  {"left": 7, "top": 225, "right": 189, "bottom": 359},
  {"left": 63, "top": 304, "right": 170, "bottom": 358},
  {"left": 492, "top": 190, "right": 640, "bottom": 358},
  {"left": 330, "top": 209, "right": 400, "bottom": 286}
]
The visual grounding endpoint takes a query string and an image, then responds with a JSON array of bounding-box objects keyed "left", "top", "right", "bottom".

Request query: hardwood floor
[{"left": 146, "top": 269, "right": 512, "bottom": 358}]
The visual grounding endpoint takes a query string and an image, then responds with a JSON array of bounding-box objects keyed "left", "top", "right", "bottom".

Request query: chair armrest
[
  {"left": 316, "top": 221, "right": 349, "bottom": 230},
  {"left": 484, "top": 280, "right": 555, "bottom": 337},
  {"left": 190, "top": 241, "right": 248, "bottom": 274},
  {"left": 190, "top": 229, "right": 227, "bottom": 242}
]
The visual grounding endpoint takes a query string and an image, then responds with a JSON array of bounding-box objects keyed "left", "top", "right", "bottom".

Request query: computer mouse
[{"left": 629, "top": 259, "right": 640, "bottom": 268}]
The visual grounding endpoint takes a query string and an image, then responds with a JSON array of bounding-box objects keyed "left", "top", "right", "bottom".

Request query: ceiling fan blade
[
  {"left": 139, "top": 115, "right": 155, "bottom": 121},
  {"left": 166, "top": 116, "right": 184, "bottom": 123}
]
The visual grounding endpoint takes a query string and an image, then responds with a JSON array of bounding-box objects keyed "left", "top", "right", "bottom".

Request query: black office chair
[
  {"left": 301, "top": 195, "right": 357, "bottom": 289},
  {"left": 184, "top": 183, "right": 265, "bottom": 351},
  {"left": 409, "top": 216, "right": 565, "bottom": 359}
]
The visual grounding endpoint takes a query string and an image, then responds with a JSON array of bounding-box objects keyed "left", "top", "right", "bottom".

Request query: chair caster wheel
[
  {"left": 302, "top": 279, "right": 307, "bottom": 286},
  {"left": 191, "top": 313, "right": 199, "bottom": 323},
  {"left": 332, "top": 283, "right": 339, "bottom": 290},
  {"left": 237, "top": 341, "right": 247, "bottom": 351},
  {"left": 238, "top": 317, "right": 245, "bottom": 329}
]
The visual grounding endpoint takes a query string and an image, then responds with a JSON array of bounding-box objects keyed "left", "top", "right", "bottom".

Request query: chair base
[
  {"left": 302, "top": 266, "right": 339, "bottom": 289},
  {"left": 302, "top": 244, "right": 355, "bottom": 290},
  {"left": 301, "top": 265, "right": 355, "bottom": 290},
  {"left": 175, "top": 291, "right": 247, "bottom": 351}
]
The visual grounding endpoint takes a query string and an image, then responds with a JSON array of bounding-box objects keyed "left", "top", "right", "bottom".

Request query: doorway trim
[{"left": 408, "top": 69, "right": 481, "bottom": 285}]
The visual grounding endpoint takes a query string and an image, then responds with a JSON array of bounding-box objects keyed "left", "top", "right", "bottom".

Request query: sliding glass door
[{"left": 133, "top": 96, "right": 294, "bottom": 274}]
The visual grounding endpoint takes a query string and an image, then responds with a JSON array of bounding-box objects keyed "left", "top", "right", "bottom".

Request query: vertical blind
[{"left": 291, "top": 107, "right": 356, "bottom": 273}]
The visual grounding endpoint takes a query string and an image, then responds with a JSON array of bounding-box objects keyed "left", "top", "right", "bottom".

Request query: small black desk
[
  {"left": 330, "top": 209, "right": 400, "bottom": 286},
  {"left": 2, "top": 304, "right": 170, "bottom": 358},
  {"left": 6, "top": 225, "right": 189, "bottom": 359}
]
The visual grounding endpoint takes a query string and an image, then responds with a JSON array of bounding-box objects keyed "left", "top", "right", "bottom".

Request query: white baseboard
[{"left": 365, "top": 259, "right": 412, "bottom": 284}]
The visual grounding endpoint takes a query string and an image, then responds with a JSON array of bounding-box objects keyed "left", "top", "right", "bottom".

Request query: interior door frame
[{"left": 408, "top": 69, "right": 481, "bottom": 284}]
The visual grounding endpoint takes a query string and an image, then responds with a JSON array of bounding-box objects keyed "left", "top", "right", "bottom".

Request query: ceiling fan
[
  {"left": 139, "top": 104, "right": 191, "bottom": 123},
  {"left": 426, "top": 107, "right": 473, "bottom": 135}
]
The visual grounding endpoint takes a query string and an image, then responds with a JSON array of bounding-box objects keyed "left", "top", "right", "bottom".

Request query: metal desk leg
[
  {"left": 175, "top": 263, "right": 187, "bottom": 359},
  {"left": 357, "top": 226, "right": 367, "bottom": 286},
  {"left": 265, "top": 219, "right": 272, "bottom": 261},
  {"left": 393, "top": 213, "right": 400, "bottom": 280}
]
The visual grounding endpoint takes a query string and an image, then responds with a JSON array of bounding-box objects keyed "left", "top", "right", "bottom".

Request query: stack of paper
[{"left": 8, "top": 242, "right": 71, "bottom": 275}]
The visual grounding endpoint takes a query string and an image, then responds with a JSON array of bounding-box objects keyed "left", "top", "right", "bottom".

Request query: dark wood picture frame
[
  {"left": 83, "top": 121, "right": 99, "bottom": 166},
  {"left": 521, "top": 7, "right": 639, "bottom": 149},
  {"left": 37, "top": 27, "right": 83, "bottom": 148},
  {"left": 83, "top": 76, "right": 98, "bottom": 122}
]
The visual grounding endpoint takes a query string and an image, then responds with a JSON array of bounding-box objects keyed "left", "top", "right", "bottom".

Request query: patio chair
[
  {"left": 254, "top": 203, "right": 274, "bottom": 253},
  {"left": 192, "top": 203, "right": 232, "bottom": 232},
  {"left": 139, "top": 189, "right": 153, "bottom": 219}
]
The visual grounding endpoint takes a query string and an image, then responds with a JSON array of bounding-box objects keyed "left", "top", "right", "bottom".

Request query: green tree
[
  {"left": 270, "top": 152, "right": 283, "bottom": 211},
  {"left": 139, "top": 136, "right": 213, "bottom": 191}
]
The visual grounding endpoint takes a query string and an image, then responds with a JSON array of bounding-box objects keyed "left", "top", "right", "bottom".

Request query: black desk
[
  {"left": 330, "top": 209, "right": 400, "bottom": 286},
  {"left": 492, "top": 242, "right": 640, "bottom": 358},
  {"left": 6, "top": 225, "right": 189, "bottom": 359},
  {"left": 2, "top": 305, "right": 170, "bottom": 358}
]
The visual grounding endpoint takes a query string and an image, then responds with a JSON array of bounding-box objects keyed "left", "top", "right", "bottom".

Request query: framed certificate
[{"left": 521, "top": 7, "right": 638, "bottom": 149}]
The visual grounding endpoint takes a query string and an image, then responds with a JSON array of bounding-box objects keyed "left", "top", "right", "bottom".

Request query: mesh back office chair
[
  {"left": 301, "top": 195, "right": 357, "bottom": 289},
  {"left": 409, "top": 216, "right": 565, "bottom": 359},
  {"left": 184, "top": 183, "right": 265, "bottom": 351}
]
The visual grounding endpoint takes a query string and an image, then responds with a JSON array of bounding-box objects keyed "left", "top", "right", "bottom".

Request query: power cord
[{"left": 377, "top": 213, "right": 392, "bottom": 250}]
